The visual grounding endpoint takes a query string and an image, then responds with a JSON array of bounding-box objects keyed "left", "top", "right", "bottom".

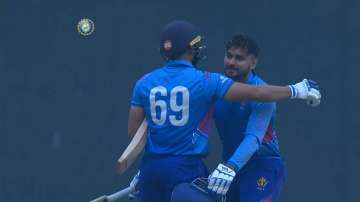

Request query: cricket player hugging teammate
[{"left": 107, "top": 20, "right": 321, "bottom": 202}]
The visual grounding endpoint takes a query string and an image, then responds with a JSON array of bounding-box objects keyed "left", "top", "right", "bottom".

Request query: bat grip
[{"left": 107, "top": 186, "right": 134, "bottom": 202}]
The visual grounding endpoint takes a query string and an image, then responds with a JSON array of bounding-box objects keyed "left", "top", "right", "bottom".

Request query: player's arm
[
  {"left": 226, "top": 102, "right": 275, "bottom": 171},
  {"left": 224, "top": 78, "right": 321, "bottom": 104},
  {"left": 208, "top": 102, "right": 275, "bottom": 195},
  {"left": 207, "top": 73, "right": 321, "bottom": 106},
  {"left": 118, "top": 111, "right": 147, "bottom": 174},
  {"left": 117, "top": 79, "right": 147, "bottom": 174},
  {"left": 224, "top": 82, "right": 291, "bottom": 101},
  {"left": 128, "top": 106, "right": 145, "bottom": 138}
]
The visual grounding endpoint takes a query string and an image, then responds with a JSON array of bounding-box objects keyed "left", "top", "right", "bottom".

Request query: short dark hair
[
  {"left": 166, "top": 47, "right": 191, "bottom": 60},
  {"left": 226, "top": 33, "right": 259, "bottom": 58}
]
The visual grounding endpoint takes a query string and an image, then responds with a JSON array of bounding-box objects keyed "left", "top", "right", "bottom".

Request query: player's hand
[
  {"left": 208, "top": 163, "right": 236, "bottom": 195},
  {"left": 128, "top": 171, "right": 140, "bottom": 199},
  {"left": 289, "top": 79, "right": 321, "bottom": 107}
]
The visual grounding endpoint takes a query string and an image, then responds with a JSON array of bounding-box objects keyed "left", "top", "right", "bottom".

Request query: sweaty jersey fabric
[
  {"left": 214, "top": 71, "right": 281, "bottom": 170},
  {"left": 131, "top": 60, "right": 234, "bottom": 156}
]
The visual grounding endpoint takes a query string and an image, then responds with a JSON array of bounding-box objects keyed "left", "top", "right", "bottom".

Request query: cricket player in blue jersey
[
  {"left": 127, "top": 20, "right": 321, "bottom": 202},
  {"left": 207, "top": 34, "right": 288, "bottom": 202}
]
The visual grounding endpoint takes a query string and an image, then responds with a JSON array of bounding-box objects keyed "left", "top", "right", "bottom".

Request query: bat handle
[
  {"left": 89, "top": 195, "right": 107, "bottom": 202},
  {"left": 90, "top": 186, "right": 134, "bottom": 202},
  {"left": 107, "top": 186, "right": 134, "bottom": 202}
]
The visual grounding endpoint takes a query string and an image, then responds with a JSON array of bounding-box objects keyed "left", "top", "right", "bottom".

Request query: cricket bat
[
  {"left": 90, "top": 186, "right": 134, "bottom": 202},
  {"left": 117, "top": 119, "right": 148, "bottom": 174}
]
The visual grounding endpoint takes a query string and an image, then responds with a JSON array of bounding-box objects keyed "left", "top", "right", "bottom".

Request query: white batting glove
[
  {"left": 208, "top": 163, "right": 236, "bottom": 195},
  {"left": 289, "top": 79, "right": 321, "bottom": 107}
]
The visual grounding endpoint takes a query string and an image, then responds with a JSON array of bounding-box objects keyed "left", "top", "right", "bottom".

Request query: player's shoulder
[
  {"left": 180, "top": 68, "right": 215, "bottom": 83},
  {"left": 134, "top": 67, "right": 163, "bottom": 85},
  {"left": 184, "top": 66, "right": 208, "bottom": 76},
  {"left": 199, "top": 69, "right": 230, "bottom": 83}
]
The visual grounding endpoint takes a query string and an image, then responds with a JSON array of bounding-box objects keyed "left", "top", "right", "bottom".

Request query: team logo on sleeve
[
  {"left": 163, "top": 40, "right": 172, "bottom": 51},
  {"left": 77, "top": 18, "right": 95, "bottom": 36},
  {"left": 256, "top": 176, "right": 268, "bottom": 190}
]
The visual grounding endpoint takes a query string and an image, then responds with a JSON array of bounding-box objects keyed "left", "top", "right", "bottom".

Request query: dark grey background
[{"left": 0, "top": 0, "right": 359, "bottom": 201}]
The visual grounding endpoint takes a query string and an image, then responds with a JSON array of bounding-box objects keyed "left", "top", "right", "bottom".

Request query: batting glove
[
  {"left": 208, "top": 163, "right": 236, "bottom": 195},
  {"left": 289, "top": 79, "right": 321, "bottom": 107}
]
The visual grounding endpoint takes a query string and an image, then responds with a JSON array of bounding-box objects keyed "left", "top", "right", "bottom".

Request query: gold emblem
[
  {"left": 257, "top": 176, "right": 268, "bottom": 190},
  {"left": 190, "top": 35, "right": 202, "bottom": 46},
  {"left": 77, "top": 18, "right": 95, "bottom": 36}
]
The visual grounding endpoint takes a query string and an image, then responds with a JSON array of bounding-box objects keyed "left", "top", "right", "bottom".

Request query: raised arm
[
  {"left": 224, "top": 79, "right": 321, "bottom": 106},
  {"left": 224, "top": 82, "right": 291, "bottom": 101}
]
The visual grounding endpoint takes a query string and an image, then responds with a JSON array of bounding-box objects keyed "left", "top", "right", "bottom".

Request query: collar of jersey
[
  {"left": 165, "top": 60, "right": 194, "bottom": 68},
  {"left": 246, "top": 70, "right": 256, "bottom": 84}
]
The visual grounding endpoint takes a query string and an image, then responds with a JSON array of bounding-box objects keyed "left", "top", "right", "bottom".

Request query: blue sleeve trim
[
  {"left": 130, "top": 101, "right": 143, "bottom": 107},
  {"left": 288, "top": 85, "right": 296, "bottom": 98},
  {"left": 226, "top": 161, "right": 240, "bottom": 172},
  {"left": 246, "top": 102, "right": 275, "bottom": 142},
  {"left": 131, "top": 79, "right": 144, "bottom": 107},
  {"left": 219, "top": 79, "right": 235, "bottom": 99}
]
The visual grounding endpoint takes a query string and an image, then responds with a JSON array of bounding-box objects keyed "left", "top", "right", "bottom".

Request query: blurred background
[{"left": 0, "top": 0, "right": 359, "bottom": 201}]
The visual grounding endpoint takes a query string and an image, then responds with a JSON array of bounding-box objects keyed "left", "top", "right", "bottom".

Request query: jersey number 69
[{"left": 149, "top": 86, "right": 189, "bottom": 126}]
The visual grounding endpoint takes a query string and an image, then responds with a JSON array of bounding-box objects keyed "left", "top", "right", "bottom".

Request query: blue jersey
[
  {"left": 214, "top": 71, "right": 281, "bottom": 169},
  {"left": 131, "top": 60, "right": 234, "bottom": 156}
]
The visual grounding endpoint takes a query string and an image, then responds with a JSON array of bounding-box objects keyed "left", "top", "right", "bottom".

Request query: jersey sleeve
[
  {"left": 130, "top": 80, "right": 144, "bottom": 107},
  {"left": 227, "top": 102, "right": 275, "bottom": 171},
  {"left": 245, "top": 102, "right": 275, "bottom": 143},
  {"left": 203, "top": 72, "right": 234, "bottom": 102}
]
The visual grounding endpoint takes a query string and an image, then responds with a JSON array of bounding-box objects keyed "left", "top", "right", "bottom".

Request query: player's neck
[
  {"left": 235, "top": 73, "right": 251, "bottom": 83},
  {"left": 179, "top": 53, "right": 192, "bottom": 62}
]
